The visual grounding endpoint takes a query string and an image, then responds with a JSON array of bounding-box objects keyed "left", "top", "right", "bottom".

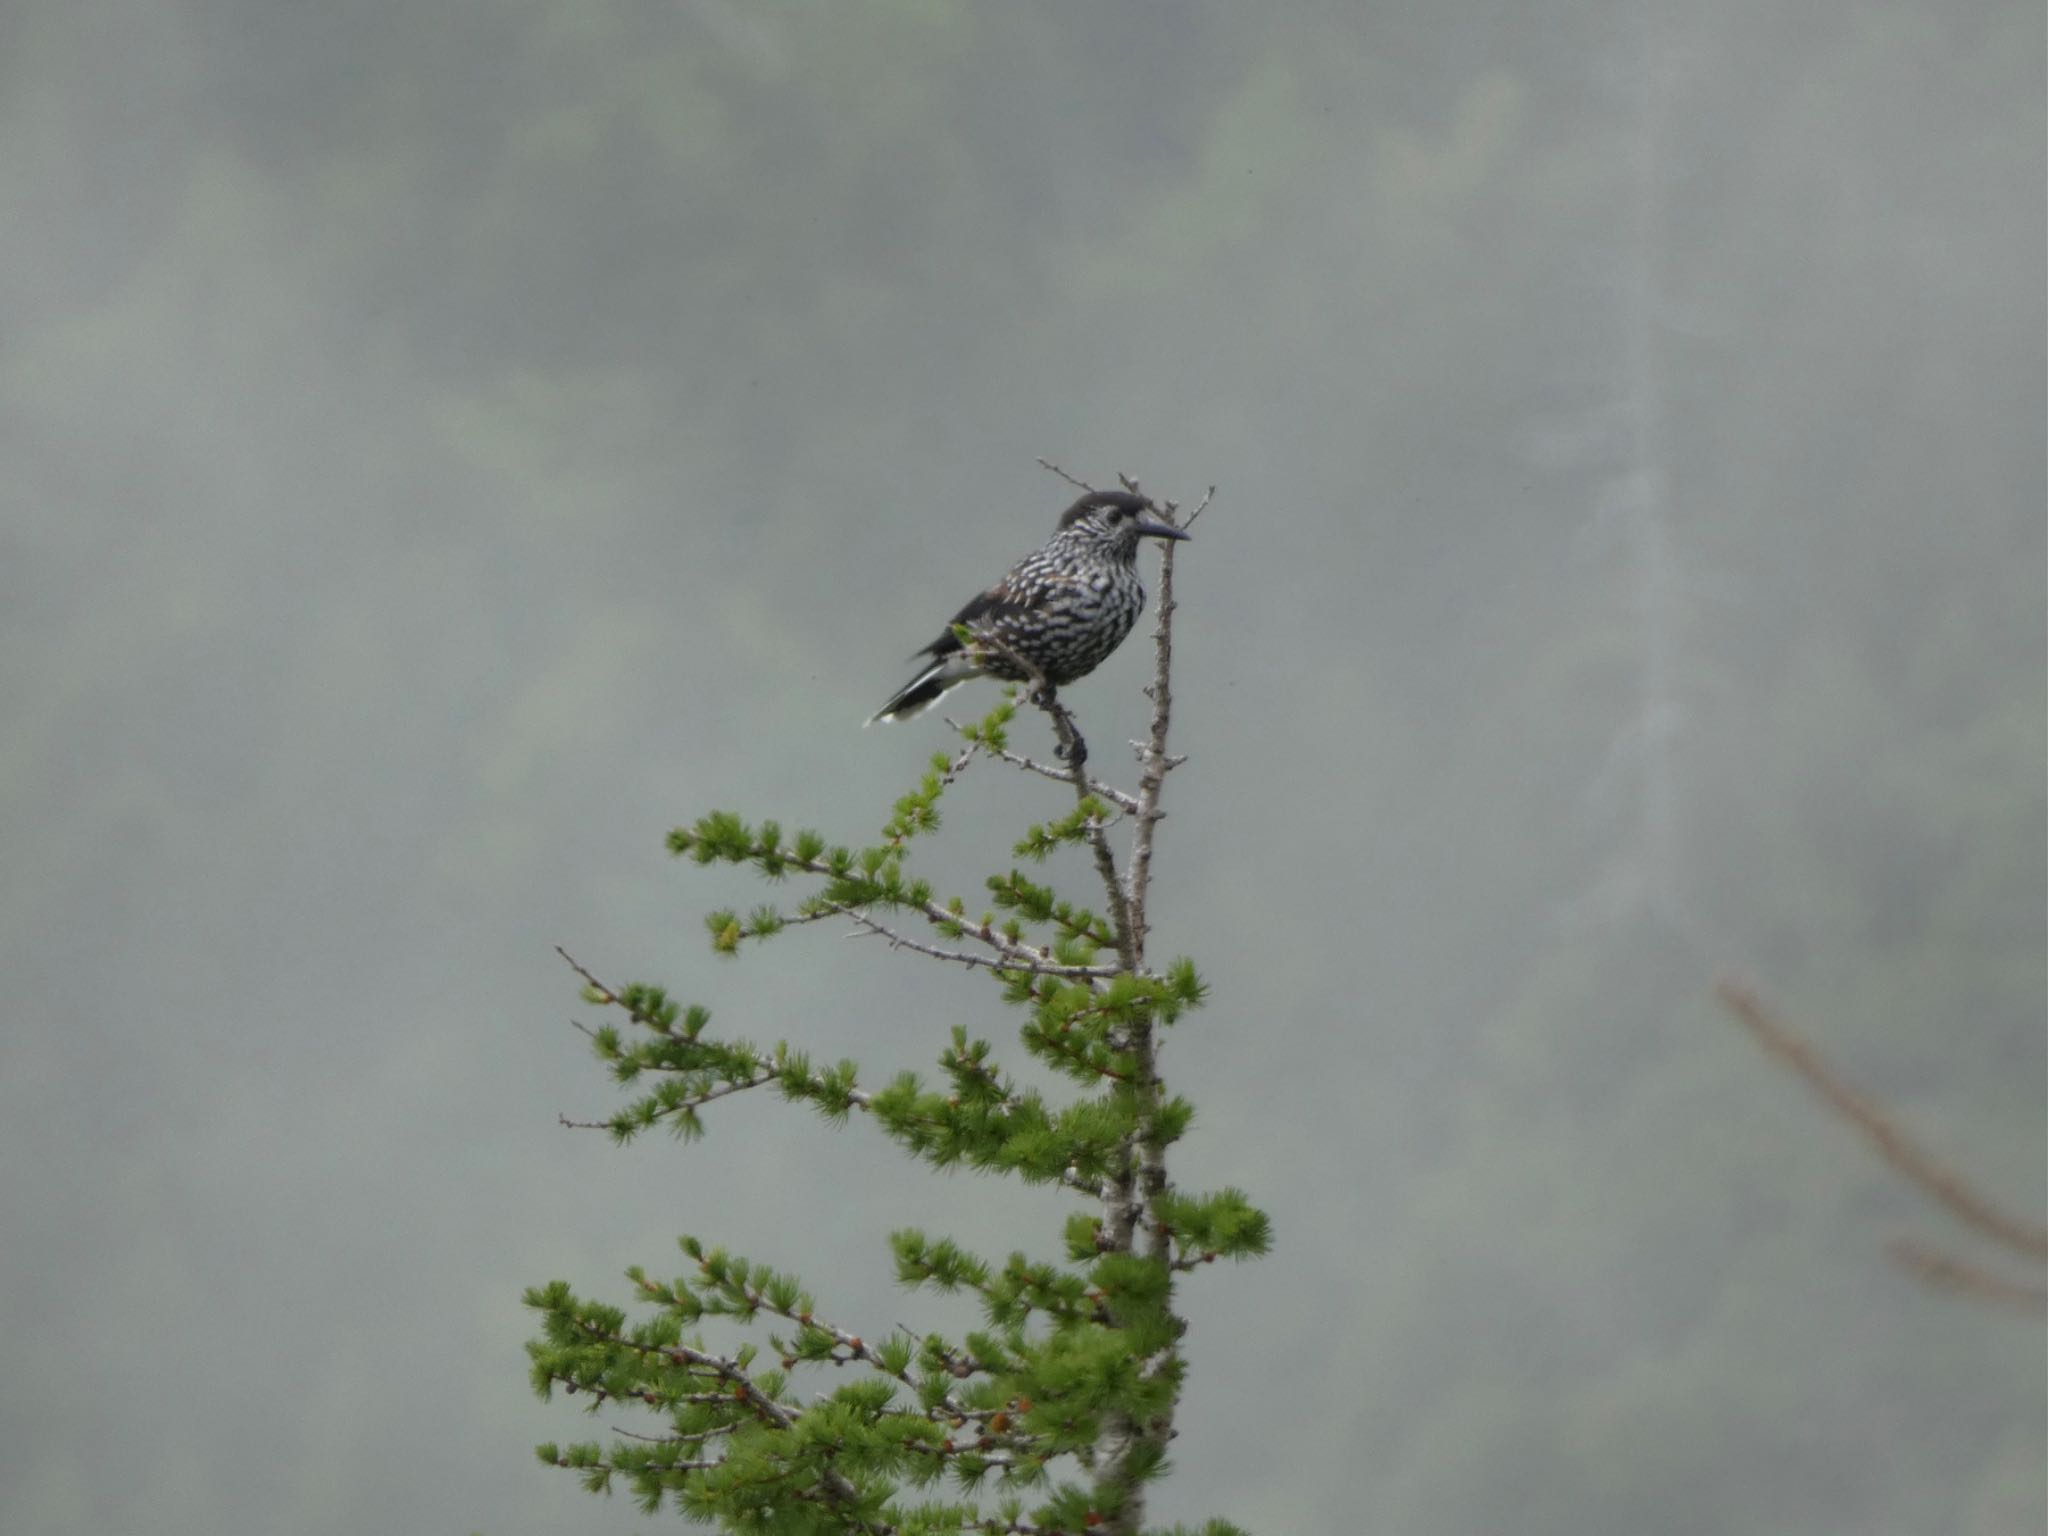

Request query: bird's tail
[{"left": 865, "top": 654, "right": 983, "bottom": 726}]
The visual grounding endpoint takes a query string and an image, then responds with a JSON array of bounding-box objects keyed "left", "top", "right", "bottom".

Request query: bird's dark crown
[{"left": 1055, "top": 490, "right": 1150, "bottom": 530}]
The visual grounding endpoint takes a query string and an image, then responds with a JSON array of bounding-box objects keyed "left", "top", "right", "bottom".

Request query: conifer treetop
[{"left": 525, "top": 474, "right": 1267, "bottom": 1536}]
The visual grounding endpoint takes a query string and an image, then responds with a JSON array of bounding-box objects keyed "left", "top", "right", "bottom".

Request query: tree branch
[
  {"left": 1886, "top": 1237, "right": 2048, "bottom": 1313},
  {"left": 825, "top": 901, "right": 1119, "bottom": 979},
  {"left": 944, "top": 723, "right": 1142, "bottom": 813},
  {"left": 715, "top": 843, "right": 1107, "bottom": 980},
  {"left": 1716, "top": 979, "right": 2048, "bottom": 1262},
  {"left": 1034, "top": 457, "right": 1097, "bottom": 494},
  {"left": 966, "top": 624, "right": 1138, "bottom": 971},
  {"left": 1124, "top": 484, "right": 1209, "bottom": 955},
  {"left": 555, "top": 1060, "right": 784, "bottom": 1129}
]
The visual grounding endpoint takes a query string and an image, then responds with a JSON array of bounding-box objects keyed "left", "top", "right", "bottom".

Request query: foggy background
[{"left": 3, "top": 3, "right": 2042, "bottom": 1532}]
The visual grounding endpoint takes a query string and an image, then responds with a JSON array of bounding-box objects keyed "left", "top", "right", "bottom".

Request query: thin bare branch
[
  {"left": 606, "top": 1419, "right": 744, "bottom": 1446},
  {"left": 1036, "top": 457, "right": 1097, "bottom": 494},
  {"left": 1887, "top": 1237, "right": 2048, "bottom": 1313},
  {"left": 943, "top": 722, "right": 1142, "bottom": 812},
  {"left": 558, "top": 945, "right": 627, "bottom": 1008},
  {"left": 1716, "top": 978, "right": 2048, "bottom": 1261},
  {"left": 544, "top": 1451, "right": 722, "bottom": 1475},
  {"left": 826, "top": 901, "right": 1118, "bottom": 979}
]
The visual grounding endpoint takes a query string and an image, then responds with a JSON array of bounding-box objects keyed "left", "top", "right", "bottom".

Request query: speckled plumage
[{"left": 866, "top": 491, "right": 1190, "bottom": 725}]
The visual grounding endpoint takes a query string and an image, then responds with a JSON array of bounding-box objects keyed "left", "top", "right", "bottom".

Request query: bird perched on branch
[{"left": 866, "top": 490, "right": 1191, "bottom": 725}]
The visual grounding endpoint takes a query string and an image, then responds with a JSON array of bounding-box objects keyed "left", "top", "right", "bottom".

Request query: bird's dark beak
[{"left": 1134, "top": 519, "right": 1190, "bottom": 542}]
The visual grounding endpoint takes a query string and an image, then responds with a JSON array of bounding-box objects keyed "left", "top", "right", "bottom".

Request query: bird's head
[{"left": 1055, "top": 490, "right": 1190, "bottom": 560}]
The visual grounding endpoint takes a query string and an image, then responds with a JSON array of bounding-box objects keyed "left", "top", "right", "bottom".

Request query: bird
[{"left": 866, "top": 490, "right": 1191, "bottom": 725}]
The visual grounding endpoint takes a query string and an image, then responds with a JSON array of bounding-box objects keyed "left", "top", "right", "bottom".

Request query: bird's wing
[
  {"left": 913, "top": 576, "right": 1027, "bottom": 659},
  {"left": 914, "top": 557, "right": 1092, "bottom": 659}
]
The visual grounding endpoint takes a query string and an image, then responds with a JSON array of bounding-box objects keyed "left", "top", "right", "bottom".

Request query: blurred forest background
[{"left": 1, "top": 2, "right": 2041, "bottom": 1533}]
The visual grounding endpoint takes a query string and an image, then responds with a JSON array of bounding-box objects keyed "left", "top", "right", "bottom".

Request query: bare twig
[
  {"left": 944, "top": 721, "right": 1142, "bottom": 812},
  {"left": 607, "top": 1419, "right": 742, "bottom": 1445},
  {"left": 826, "top": 901, "right": 1118, "bottom": 979},
  {"left": 542, "top": 1449, "right": 721, "bottom": 1475},
  {"left": 1716, "top": 979, "right": 2048, "bottom": 1262},
  {"left": 1036, "top": 458, "right": 1097, "bottom": 494},
  {"left": 558, "top": 944, "right": 628, "bottom": 1008},
  {"left": 1887, "top": 1237, "right": 2048, "bottom": 1312},
  {"left": 935, "top": 733, "right": 984, "bottom": 791}
]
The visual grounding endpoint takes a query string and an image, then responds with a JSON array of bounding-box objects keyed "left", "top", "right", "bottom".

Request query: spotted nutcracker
[{"left": 866, "top": 491, "right": 1190, "bottom": 725}]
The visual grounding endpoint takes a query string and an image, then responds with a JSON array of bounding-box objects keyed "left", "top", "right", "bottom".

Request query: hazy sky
[{"left": 3, "top": 4, "right": 2042, "bottom": 1533}]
